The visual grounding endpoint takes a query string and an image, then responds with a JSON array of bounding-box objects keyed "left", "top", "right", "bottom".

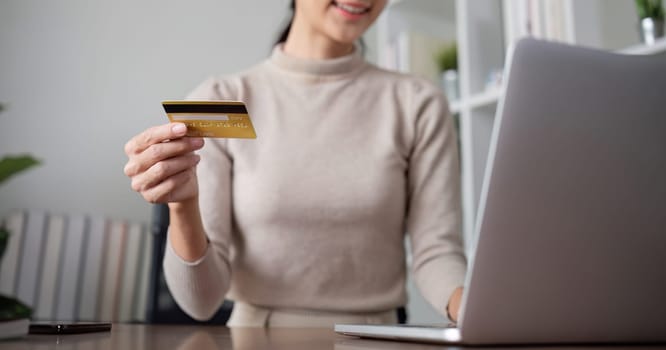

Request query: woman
[{"left": 124, "top": 0, "right": 466, "bottom": 327}]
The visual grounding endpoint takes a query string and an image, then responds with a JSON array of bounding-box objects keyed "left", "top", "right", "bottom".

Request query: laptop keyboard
[{"left": 396, "top": 323, "right": 457, "bottom": 329}]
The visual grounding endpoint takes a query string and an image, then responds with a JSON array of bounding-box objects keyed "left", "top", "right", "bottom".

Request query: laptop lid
[{"left": 459, "top": 38, "right": 666, "bottom": 344}]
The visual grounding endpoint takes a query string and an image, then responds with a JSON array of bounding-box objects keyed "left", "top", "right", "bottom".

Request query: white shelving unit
[
  {"left": 450, "top": 87, "right": 502, "bottom": 115},
  {"left": 377, "top": 0, "right": 666, "bottom": 248},
  {"left": 374, "top": 0, "right": 666, "bottom": 324},
  {"left": 377, "top": 0, "right": 507, "bottom": 254},
  {"left": 622, "top": 36, "right": 666, "bottom": 54}
]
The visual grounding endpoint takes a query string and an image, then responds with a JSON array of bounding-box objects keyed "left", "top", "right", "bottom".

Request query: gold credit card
[{"left": 162, "top": 100, "right": 257, "bottom": 139}]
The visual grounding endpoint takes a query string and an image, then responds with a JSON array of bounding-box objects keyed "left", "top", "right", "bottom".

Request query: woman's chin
[{"left": 329, "top": 28, "right": 365, "bottom": 45}]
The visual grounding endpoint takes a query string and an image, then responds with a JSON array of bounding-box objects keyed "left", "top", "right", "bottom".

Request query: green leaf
[
  {"left": 0, "top": 227, "right": 8, "bottom": 261},
  {"left": 637, "top": 0, "right": 647, "bottom": 18},
  {"left": 0, "top": 155, "right": 40, "bottom": 185},
  {"left": 636, "top": 0, "right": 665, "bottom": 19},
  {"left": 434, "top": 42, "right": 458, "bottom": 72},
  {"left": 0, "top": 295, "right": 32, "bottom": 321}
]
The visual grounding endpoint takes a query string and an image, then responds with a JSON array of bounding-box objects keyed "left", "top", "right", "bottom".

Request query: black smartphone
[{"left": 29, "top": 322, "right": 112, "bottom": 335}]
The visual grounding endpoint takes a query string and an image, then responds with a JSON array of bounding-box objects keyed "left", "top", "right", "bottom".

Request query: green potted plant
[
  {"left": 434, "top": 42, "right": 459, "bottom": 103},
  {"left": 0, "top": 102, "right": 38, "bottom": 339},
  {"left": 635, "top": 0, "right": 665, "bottom": 44}
]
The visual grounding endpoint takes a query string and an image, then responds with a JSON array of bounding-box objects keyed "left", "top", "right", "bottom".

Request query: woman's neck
[{"left": 283, "top": 14, "right": 355, "bottom": 60}]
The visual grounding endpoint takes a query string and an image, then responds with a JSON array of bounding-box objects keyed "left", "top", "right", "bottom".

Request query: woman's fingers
[
  {"left": 123, "top": 123, "right": 205, "bottom": 204},
  {"left": 131, "top": 153, "right": 201, "bottom": 192},
  {"left": 140, "top": 167, "right": 197, "bottom": 204},
  {"left": 124, "top": 123, "right": 188, "bottom": 155},
  {"left": 124, "top": 137, "right": 204, "bottom": 177}
]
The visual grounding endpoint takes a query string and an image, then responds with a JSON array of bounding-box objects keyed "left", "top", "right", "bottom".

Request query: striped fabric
[{"left": 0, "top": 209, "right": 152, "bottom": 323}]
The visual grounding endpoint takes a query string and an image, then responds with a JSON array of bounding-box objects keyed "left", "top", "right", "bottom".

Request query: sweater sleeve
[
  {"left": 405, "top": 82, "right": 467, "bottom": 318},
  {"left": 162, "top": 77, "right": 234, "bottom": 321}
]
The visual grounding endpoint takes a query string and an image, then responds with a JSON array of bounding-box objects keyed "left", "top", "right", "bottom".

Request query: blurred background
[{"left": 0, "top": 0, "right": 292, "bottom": 222}]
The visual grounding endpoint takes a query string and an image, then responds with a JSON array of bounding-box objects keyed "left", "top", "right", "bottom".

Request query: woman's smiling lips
[{"left": 332, "top": 0, "right": 372, "bottom": 20}]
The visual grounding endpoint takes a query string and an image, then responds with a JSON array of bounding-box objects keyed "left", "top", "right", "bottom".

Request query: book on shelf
[
  {"left": 15, "top": 210, "right": 47, "bottom": 310},
  {"left": 542, "top": 0, "right": 570, "bottom": 42},
  {"left": 0, "top": 210, "right": 25, "bottom": 296},
  {"left": 54, "top": 215, "right": 87, "bottom": 321},
  {"left": 118, "top": 222, "right": 144, "bottom": 322},
  {"left": 133, "top": 228, "right": 153, "bottom": 322},
  {"left": 0, "top": 210, "right": 31, "bottom": 340},
  {"left": 98, "top": 220, "right": 127, "bottom": 322},
  {"left": 77, "top": 216, "right": 107, "bottom": 321},
  {"left": 503, "top": 0, "right": 571, "bottom": 48},
  {"left": 33, "top": 214, "right": 66, "bottom": 320}
]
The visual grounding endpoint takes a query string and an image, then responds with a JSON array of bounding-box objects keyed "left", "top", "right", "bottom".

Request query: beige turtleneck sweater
[{"left": 163, "top": 45, "right": 467, "bottom": 321}]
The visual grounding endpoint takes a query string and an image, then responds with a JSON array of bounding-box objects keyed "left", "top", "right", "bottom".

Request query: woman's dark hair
[
  {"left": 275, "top": 0, "right": 296, "bottom": 45},
  {"left": 274, "top": 0, "right": 366, "bottom": 51}
]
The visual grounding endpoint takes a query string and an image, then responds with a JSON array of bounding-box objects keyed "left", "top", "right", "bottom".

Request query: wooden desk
[{"left": 2, "top": 324, "right": 663, "bottom": 350}]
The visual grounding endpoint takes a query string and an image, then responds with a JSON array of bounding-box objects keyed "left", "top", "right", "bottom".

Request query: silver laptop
[{"left": 335, "top": 38, "right": 666, "bottom": 345}]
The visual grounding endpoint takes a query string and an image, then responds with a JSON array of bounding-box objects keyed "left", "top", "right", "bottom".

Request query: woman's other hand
[
  {"left": 447, "top": 287, "right": 464, "bottom": 323},
  {"left": 124, "top": 123, "right": 204, "bottom": 204}
]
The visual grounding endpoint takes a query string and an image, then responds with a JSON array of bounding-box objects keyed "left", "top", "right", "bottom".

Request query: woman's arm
[
  {"left": 161, "top": 77, "right": 235, "bottom": 321},
  {"left": 168, "top": 198, "right": 207, "bottom": 262},
  {"left": 405, "top": 82, "right": 467, "bottom": 322}
]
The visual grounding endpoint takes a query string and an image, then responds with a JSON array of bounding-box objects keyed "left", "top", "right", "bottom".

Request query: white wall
[{"left": 0, "top": 0, "right": 290, "bottom": 222}]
